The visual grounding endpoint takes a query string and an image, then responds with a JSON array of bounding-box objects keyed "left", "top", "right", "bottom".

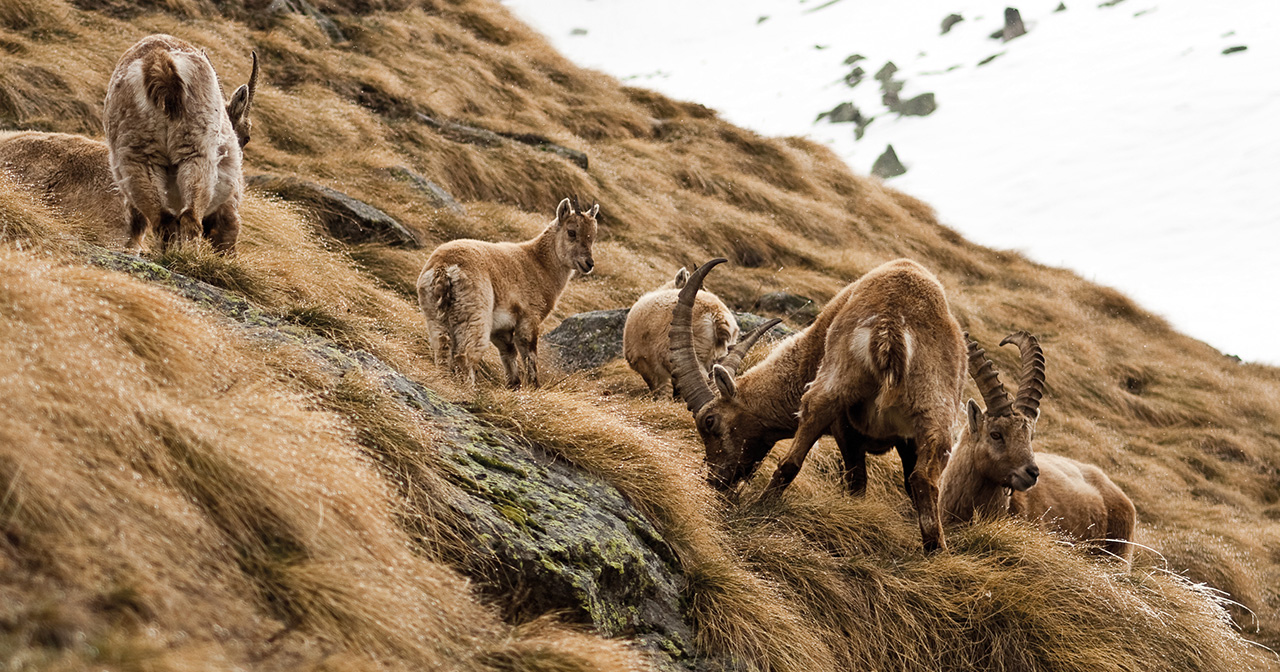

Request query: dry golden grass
[{"left": 0, "top": 0, "right": 1276, "bottom": 669}]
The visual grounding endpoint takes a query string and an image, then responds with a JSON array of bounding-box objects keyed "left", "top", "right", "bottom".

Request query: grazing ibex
[
  {"left": 104, "top": 34, "right": 258, "bottom": 254},
  {"left": 671, "top": 258, "right": 966, "bottom": 551},
  {"left": 624, "top": 267, "right": 739, "bottom": 399},
  {"left": 417, "top": 196, "right": 599, "bottom": 389},
  {"left": 941, "top": 332, "right": 1137, "bottom": 560},
  {"left": 0, "top": 131, "right": 128, "bottom": 244}
]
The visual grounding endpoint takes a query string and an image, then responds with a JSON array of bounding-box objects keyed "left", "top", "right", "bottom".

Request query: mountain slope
[{"left": 0, "top": 1, "right": 1277, "bottom": 670}]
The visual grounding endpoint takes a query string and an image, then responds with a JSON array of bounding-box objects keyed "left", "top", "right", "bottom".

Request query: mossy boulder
[{"left": 89, "top": 249, "right": 700, "bottom": 669}]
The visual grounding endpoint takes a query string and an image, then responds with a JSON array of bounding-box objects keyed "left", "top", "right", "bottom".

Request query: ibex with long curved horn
[
  {"left": 671, "top": 257, "right": 967, "bottom": 552},
  {"left": 940, "top": 332, "right": 1137, "bottom": 560},
  {"left": 104, "top": 35, "right": 259, "bottom": 254}
]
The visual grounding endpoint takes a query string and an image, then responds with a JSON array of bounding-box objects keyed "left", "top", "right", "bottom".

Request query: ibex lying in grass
[
  {"left": 0, "top": 131, "right": 128, "bottom": 241},
  {"left": 624, "top": 267, "right": 739, "bottom": 399},
  {"left": 417, "top": 196, "right": 599, "bottom": 389},
  {"left": 941, "top": 332, "right": 1137, "bottom": 560},
  {"left": 672, "top": 258, "right": 966, "bottom": 551},
  {"left": 104, "top": 34, "right": 258, "bottom": 254}
]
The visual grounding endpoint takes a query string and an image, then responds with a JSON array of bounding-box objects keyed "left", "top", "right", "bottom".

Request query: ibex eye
[
  {"left": 567, "top": 230, "right": 577, "bottom": 240},
  {"left": 989, "top": 431, "right": 1003, "bottom": 441}
]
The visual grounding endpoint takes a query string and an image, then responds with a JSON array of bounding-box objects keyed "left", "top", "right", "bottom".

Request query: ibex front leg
[{"left": 908, "top": 412, "right": 953, "bottom": 553}]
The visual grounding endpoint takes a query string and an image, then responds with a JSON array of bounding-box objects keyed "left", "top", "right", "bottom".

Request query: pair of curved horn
[
  {"left": 965, "top": 330, "right": 1045, "bottom": 418},
  {"left": 669, "top": 258, "right": 780, "bottom": 415}
]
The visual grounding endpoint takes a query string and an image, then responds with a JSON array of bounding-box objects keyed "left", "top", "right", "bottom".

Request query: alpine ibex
[
  {"left": 671, "top": 258, "right": 966, "bottom": 552},
  {"left": 103, "top": 34, "right": 258, "bottom": 254},
  {"left": 417, "top": 196, "right": 599, "bottom": 389},
  {"left": 624, "top": 266, "right": 739, "bottom": 399},
  {"left": 0, "top": 131, "right": 128, "bottom": 244},
  {"left": 941, "top": 332, "right": 1137, "bottom": 560}
]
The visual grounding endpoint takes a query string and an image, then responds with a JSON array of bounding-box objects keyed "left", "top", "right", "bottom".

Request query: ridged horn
[
  {"left": 245, "top": 51, "right": 259, "bottom": 113},
  {"left": 670, "top": 258, "right": 727, "bottom": 414},
  {"left": 717, "top": 318, "right": 782, "bottom": 376},
  {"left": 966, "top": 333, "right": 1013, "bottom": 417},
  {"left": 1000, "top": 331, "right": 1045, "bottom": 419}
]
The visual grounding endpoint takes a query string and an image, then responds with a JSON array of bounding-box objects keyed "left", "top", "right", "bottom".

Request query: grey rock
[
  {"left": 843, "top": 65, "right": 866, "bottom": 88},
  {"left": 872, "top": 145, "right": 907, "bottom": 179},
  {"left": 570, "top": 27, "right": 588, "bottom": 36},
  {"left": 545, "top": 308, "right": 795, "bottom": 373},
  {"left": 941, "top": 13, "right": 965, "bottom": 34},
  {"left": 266, "top": 0, "right": 346, "bottom": 43},
  {"left": 417, "top": 114, "right": 589, "bottom": 171},
  {"left": 755, "top": 292, "right": 819, "bottom": 325},
  {"left": 874, "top": 61, "right": 898, "bottom": 82},
  {"left": 247, "top": 175, "right": 420, "bottom": 248},
  {"left": 1055, "top": 2, "right": 1067, "bottom": 11},
  {"left": 843, "top": 53, "right": 865, "bottom": 65},
  {"left": 87, "top": 248, "right": 704, "bottom": 670},
  {"left": 990, "top": 7, "right": 1026, "bottom": 41},
  {"left": 1222, "top": 45, "right": 1247, "bottom": 55},
  {"left": 977, "top": 52, "right": 1004, "bottom": 66},
  {"left": 818, "top": 102, "right": 863, "bottom": 124},
  {"left": 895, "top": 92, "right": 937, "bottom": 117},
  {"left": 388, "top": 166, "right": 466, "bottom": 215}
]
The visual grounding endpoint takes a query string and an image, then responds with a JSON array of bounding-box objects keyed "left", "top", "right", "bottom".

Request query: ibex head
[
  {"left": 961, "top": 331, "right": 1046, "bottom": 491},
  {"left": 670, "top": 258, "right": 781, "bottom": 489},
  {"left": 225, "top": 51, "right": 258, "bottom": 148},
  {"left": 554, "top": 195, "right": 600, "bottom": 275}
]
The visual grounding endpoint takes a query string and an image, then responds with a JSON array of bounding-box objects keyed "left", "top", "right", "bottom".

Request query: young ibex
[
  {"left": 941, "top": 332, "right": 1137, "bottom": 560},
  {"left": 672, "top": 258, "right": 966, "bottom": 552},
  {"left": 0, "top": 131, "right": 128, "bottom": 244},
  {"left": 624, "top": 267, "right": 739, "bottom": 398},
  {"left": 417, "top": 196, "right": 599, "bottom": 389},
  {"left": 104, "top": 34, "right": 258, "bottom": 254}
]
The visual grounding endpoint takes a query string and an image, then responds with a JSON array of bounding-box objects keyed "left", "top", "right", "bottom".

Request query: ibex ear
[
  {"left": 673, "top": 267, "right": 689, "bottom": 289},
  {"left": 555, "top": 197, "right": 573, "bottom": 223},
  {"left": 227, "top": 84, "right": 250, "bottom": 125},
  {"left": 712, "top": 364, "right": 736, "bottom": 399},
  {"left": 966, "top": 398, "right": 983, "bottom": 432},
  {"left": 587, "top": 203, "right": 600, "bottom": 218}
]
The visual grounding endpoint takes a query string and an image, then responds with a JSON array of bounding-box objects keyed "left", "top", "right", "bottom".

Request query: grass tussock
[{"left": 0, "top": 0, "right": 1275, "bottom": 669}]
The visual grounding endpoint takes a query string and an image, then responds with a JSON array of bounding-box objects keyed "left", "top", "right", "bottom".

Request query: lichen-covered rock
[
  {"left": 388, "top": 166, "right": 466, "bottom": 215},
  {"left": 755, "top": 291, "right": 819, "bottom": 325},
  {"left": 247, "top": 175, "right": 420, "bottom": 248},
  {"left": 546, "top": 308, "right": 796, "bottom": 373},
  {"left": 88, "top": 249, "right": 699, "bottom": 669}
]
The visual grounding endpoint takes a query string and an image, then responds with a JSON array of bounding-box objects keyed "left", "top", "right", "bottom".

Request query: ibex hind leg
[
  {"left": 908, "top": 413, "right": 952, "bottom": 553},
  {"left": 494, "top": 331, "right": 522, "bottom": 389},
  {"left": 515, "top": 329, "right": 539, "bottom": 389}
]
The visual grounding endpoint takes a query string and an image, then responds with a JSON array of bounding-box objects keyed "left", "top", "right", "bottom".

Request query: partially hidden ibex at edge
[
  {"left": 624, "top": 266, "right": 739, "bottom": 399},
  {"left": 103, "top": 34, "right": 258, "bottom": 254},
  {"left": 941, "top": 332, "right": 1137, "bottom": 560},
  {"left": 671, "top": 257, "right": 967, "bottom": 552}
]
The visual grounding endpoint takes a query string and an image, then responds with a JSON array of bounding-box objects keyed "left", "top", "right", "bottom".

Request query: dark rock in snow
[
  {"left": 1055, "top": 2, "right": 1067, "bottom": 10},
  {"left": 844, "top": 53, "right": 866, "bottom": 65},
  {"left": 872, "top": 145, "right": 907, "bottom": 179},
  {"left": 990, "top": 7, "right": 1026, "bottom": 41},
  {"left": 874, "top": 61, "right": 899, "bottom": 82},
  {"left": 977, "top": 52, "right": 1005, "bottom": 66},
  {"left": 388, "top": 166, "right": 466, "bottom": 215},
  {"left": 895, "top": 92, "right": 937, "bottom": 117},
  {"left": 265, "top": 0, "right": 346, "bottom": 43},
  {"left": 1222, "top": 45, "right": 1248, "bottom": 55},
  {"left": 844, "top": 65, "right": 866, "bottom": 88},
  {"left": 247, "top": 175, "right": 420, "bottom": 248},
  {"left": 818, "top": 102, "right": 863, "bottom": 124},
  {"left": 570, "top": 27, "right": 587, "bottom": 35},
  {"left": 941, "top": 13, "right": 965, "bottom": 34}
]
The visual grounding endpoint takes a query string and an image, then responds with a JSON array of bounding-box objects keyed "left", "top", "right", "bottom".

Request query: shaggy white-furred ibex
[
  {"left": 417, "top": 196, "right": 599, "bottom": 389},
  {"left": 104, "top": 34, "right": 258, "bottom": 254},
  {"left": 941, "top": 332, "right": 1137, "bottom": 560},
  {"left": 624, "top": 267, "right": 739, "bottom": 399},
  {"left": 671, "top": 258, "right": 966, "bottom": 552}
]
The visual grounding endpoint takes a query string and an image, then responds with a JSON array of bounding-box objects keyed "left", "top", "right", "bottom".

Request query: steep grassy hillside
[{"left": 1, "top": 1, "right": 1278, "bottom": 670}]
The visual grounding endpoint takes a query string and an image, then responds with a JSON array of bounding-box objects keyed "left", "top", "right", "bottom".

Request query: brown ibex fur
[
  {"left": 417, "top": 197, "right": 600, "bottom": 389},
  {"left": 0, "top": 131, "right": 130, "bottom": 245},
  {"left": 624, "top": 267, "right": 739, "bottom": 399},
  {"left": 671, "top": 258, "right": 966, "bottom": 552},
  {"left": 103, "top": 34, "right": 257, "bottom": 255},
  {"left": 941, "top": 332, "right": 1137, "bottom": 560}
]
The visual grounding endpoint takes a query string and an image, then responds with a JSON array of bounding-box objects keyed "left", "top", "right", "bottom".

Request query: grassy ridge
[{"left": 0, "top": 0, "right": 1277, "bottom": 669}]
